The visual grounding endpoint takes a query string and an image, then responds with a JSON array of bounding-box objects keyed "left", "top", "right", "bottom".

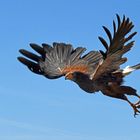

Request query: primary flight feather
[{"left": 18, "top": 15, "right": 140, "bottom": 117}]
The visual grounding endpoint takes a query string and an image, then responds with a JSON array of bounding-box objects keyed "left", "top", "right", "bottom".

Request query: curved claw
[
  {"left": 131, "top": 103, "right": 140, "bottom": 117},
  {"left": 135, "top": 100, "right": 140, "bottom": 106}
]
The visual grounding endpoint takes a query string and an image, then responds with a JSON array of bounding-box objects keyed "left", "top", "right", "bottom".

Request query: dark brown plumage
[{"left": 18, "top": 15, "right": 140, "bottom": 117}]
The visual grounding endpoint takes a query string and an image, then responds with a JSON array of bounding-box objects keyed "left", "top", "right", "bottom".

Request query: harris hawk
[{"left": 18, "top": 15, "right": 140, "bottom": 117}]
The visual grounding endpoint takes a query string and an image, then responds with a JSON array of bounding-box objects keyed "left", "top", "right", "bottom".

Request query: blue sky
[{"left": 0, "top": 0, "right": 140, "bottom": 140}]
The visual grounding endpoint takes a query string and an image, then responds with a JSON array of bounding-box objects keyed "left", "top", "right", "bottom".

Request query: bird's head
[
  {"left": 65, "top": 72, "right": 90, "bottom": 82},
  {"left": 65, "top": 72, "right": 76, "bottom": 81}
]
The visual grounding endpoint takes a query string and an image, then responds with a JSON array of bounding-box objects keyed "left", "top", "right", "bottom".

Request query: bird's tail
[{"left": 122, "top": 63, "right": 140, "bottom": 76}]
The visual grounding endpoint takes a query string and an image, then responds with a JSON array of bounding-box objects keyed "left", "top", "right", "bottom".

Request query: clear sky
[{"left": 0, "top": 0, "right": 140, "bottom": 140}]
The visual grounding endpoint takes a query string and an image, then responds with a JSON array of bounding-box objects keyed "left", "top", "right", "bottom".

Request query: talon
[
  {"left": 130, "top": 103, "right": 140, "bottom": 117},
  {"left": 134, "top": 100, "right": 140, "bottom": 106},
  {"left": 127, "top": 99, "right": 140, "bottom": 117},
  {"left": 136, "top": 105, "right": 140, "bottom": 108}
]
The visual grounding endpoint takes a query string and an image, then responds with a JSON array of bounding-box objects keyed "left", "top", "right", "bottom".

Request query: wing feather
[
  {"left": 18, "top": 42, "right": 102, "bottom": 79},
  {"left": 17, "top": 57, "right": 43, "bottom": 74},
  {"left": 93, "top": 15, "right": 137, "bottom": 80}
]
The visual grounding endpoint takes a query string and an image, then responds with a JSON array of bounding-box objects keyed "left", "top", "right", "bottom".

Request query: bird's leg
[
  {"left": 134, "top": 100, "right": 140, "bottom": 106},
  {"left": 126, "top": 99, "right": 140, "bottom": 117},
  {"left": 134, "top": 95, "right": 140, "bottom": 106},
  {"left": 101, "top": 85, "right": 140, "bottom": 117}
]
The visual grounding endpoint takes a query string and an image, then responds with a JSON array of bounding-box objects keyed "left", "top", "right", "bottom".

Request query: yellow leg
[{"left": 127, "top": 99, "right": 140, "bottom": 117}]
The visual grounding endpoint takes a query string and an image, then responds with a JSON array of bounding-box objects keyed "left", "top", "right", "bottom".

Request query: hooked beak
[{"left": 65, "top": 73, "right": 73, "bottom": 80}]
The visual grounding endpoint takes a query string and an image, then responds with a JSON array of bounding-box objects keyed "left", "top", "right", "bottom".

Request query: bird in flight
[{"left": 18, "top": 15, "right": 140, "bottom": 117}]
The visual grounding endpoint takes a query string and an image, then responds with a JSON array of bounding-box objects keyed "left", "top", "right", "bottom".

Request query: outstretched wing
[
  {"left": 92, "top": 14, "right": 137, "bottom": 80},
  {"left": 18, "top": 42, "right": 102, "bottom": 79}
]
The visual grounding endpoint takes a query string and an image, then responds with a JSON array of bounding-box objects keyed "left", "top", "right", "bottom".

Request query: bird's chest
[{"left": 77, "top": 80, "right": 99, "bottom": 93}]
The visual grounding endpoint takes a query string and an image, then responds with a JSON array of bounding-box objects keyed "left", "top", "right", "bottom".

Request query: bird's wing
[
  {"left": 91, "top": 14, "right": 137, "bottom": 80},
  {"left": 18, "top": 42, "right": 102, "bottom": 79}
]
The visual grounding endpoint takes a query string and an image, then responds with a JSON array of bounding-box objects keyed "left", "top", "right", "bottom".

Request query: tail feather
[
  {"left": 123, "top": 63, "right": 140, "bottom": 76},
  {"left": 131, "top": 63, "right": 140, "bottom": 70}
]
